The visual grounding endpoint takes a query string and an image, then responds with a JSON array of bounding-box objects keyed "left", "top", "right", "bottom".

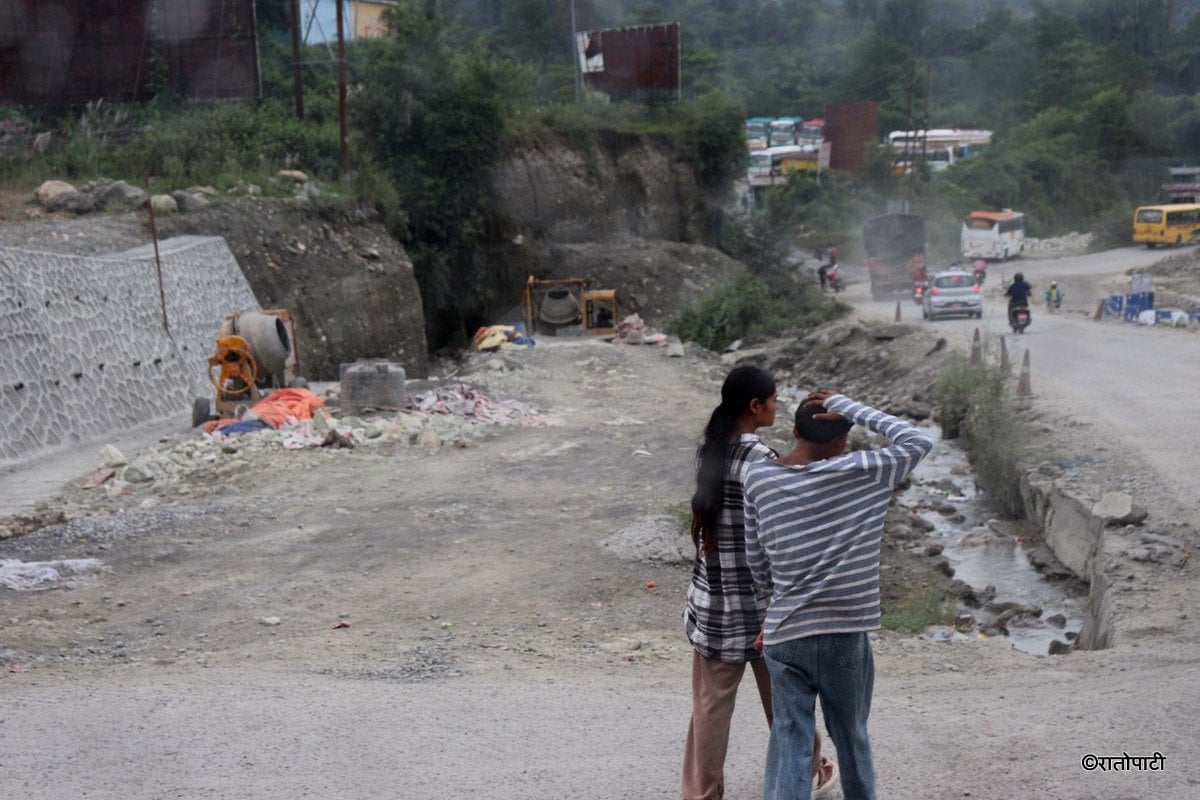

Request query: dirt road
[{"left": 3, "top": 306, "right": 1200, "bottom": 798}]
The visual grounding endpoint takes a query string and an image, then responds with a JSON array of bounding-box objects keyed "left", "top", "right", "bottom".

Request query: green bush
[
  {"left": 935, "top": 351, "right": 1026, "bottom": 517},
  {"left": 668, "top": 271, "right": 846, "bottom": 353}
]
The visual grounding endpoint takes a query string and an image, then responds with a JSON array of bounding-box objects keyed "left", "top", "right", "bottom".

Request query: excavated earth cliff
[{"left": 487, "top": 131, "right": 743, "bottom": 329}]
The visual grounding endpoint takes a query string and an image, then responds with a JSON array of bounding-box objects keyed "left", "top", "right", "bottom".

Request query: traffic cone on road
[
  {"left": 969, "top": 328, "right": 982, "bottom": 364},
  {"left": 1000, "top": 336, "right": 1010, "bottom": 371},
  {"left": 1017, "top": 350, "right": 1032, "bottom": 396},
  {"left": 895, "top": 301, "right": 902, "bottom": 322}
]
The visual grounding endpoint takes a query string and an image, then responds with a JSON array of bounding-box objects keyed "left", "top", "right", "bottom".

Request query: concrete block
[{"left": 340, "top": 360, "right": 406, "bottom": 414}]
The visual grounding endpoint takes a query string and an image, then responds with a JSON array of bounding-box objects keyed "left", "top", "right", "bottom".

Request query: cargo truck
[{"left": 863, "top": 213, "right": 926, "bottom": 300}]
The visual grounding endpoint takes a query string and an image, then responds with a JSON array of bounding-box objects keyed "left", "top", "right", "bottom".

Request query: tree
[
  {"left": 1083, "top": 88, "right": 1140, "bottom": 165},
  {"left": 355, "top": 1, "right": 516, "bottom": 347}
]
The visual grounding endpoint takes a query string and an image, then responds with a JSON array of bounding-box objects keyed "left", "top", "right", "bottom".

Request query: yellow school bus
[{"left": 1132, "top": 203, "right": 1200, "bottom": 247}]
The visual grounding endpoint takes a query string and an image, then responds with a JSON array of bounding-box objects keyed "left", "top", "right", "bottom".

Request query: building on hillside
[
  {"left": 350, "top": 0, "right": 395, "bottom": 39},
  {"left": 1164, "top": 166, "right": 1200, "bottom": 203},
  {"left": 0, "top": 0, "right": 260, "bottom": 106}
]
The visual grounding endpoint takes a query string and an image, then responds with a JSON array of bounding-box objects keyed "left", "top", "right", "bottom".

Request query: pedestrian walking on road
[
  {"left": 743, "top": 390, "right": 932, "bottom": 800},
  {"left": 681, "top": 367, "right": 836, "bottom": 800},
  {"left": 682, "top": 365, "right": 778, "bottom": 800}
]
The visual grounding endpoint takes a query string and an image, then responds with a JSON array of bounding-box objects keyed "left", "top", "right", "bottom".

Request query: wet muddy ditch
[{"left": 900, "top": 426, "right": 1087, "bottom": 656}]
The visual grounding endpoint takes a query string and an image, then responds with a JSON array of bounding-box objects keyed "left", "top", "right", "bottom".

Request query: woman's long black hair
[{"left": 690, "top": 365, "right": 776, "bottom": 557}]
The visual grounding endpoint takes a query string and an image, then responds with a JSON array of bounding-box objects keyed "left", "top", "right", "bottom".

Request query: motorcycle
[
  {"left": 972, "top": 259, "right": 987, "bottom": 285},
  {"left": 826, "top": 265, "right": 844, "bottom": 293},
  {"left": 912, "top": 282, "right": 926, "bottom": 304},
  {"left": 1009, "top": 302, "right": 1031, "bottom": 334}
]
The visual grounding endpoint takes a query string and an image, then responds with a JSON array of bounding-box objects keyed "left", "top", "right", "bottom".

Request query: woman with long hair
[
  {"left": 681, "top": 364, "right": 778, "bottom": 800},
  {"left": 681, "top": 365, "right": 834, "bottom": 800}
]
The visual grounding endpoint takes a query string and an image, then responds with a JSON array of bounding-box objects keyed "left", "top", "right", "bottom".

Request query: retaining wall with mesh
[{"left": 0, "top": 236, "right": 259, "bottom": 466}]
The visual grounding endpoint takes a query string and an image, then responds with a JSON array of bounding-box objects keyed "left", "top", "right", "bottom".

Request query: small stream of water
[{"left": 905, "top": 426, "right": 1085, "bottom": 656}]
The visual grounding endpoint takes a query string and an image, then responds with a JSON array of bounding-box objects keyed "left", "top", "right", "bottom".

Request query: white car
[{"left": 922, "top": 268, "right": 982, "bottom": 320}]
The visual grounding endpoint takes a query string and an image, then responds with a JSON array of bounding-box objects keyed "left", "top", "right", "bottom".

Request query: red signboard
[
  {"left": 577, "top": 23, "right": 680, "bottom": 103},
  {"left": 0, "top": 0, "right": 260, "bottom": 106},
  {"left": 824, "top": 100, "right": 879, "bottom": 178}
]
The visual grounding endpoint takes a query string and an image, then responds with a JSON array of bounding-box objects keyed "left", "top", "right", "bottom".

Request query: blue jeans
[{"left": 763, "top": 633, "right": 876, "bottom": 800}]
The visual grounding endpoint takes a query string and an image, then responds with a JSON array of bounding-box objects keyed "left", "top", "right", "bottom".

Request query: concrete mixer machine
[{"left": 192, "top": 309, "right": 304, "bottom": 427}]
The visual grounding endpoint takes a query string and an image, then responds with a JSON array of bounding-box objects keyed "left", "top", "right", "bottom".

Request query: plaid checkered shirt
[{"left": 683, "top": 435, "right": 778, "bottom": 663}]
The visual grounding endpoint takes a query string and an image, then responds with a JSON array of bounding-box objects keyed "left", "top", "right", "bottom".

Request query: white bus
[
  {"left": 961, "top": 209, "right": 1025, "bottom": 260},
  {"left": 889, "top": 128, "right": 992, "bottom": 173}
]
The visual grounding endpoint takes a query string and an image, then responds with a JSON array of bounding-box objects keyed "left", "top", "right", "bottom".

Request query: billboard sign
[
  {"left": 0, "top": 0, "right": 261, "bottom": 106},
  {"left": 576, "top": 23, "right": 680, "bottom": 103}
]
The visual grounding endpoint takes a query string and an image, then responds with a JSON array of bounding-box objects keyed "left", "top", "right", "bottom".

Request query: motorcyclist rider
[
  {"left": 1006, "top": 272, "right": 1033, "bottom": 322},
  {"left": 1045, "top": 280, "right": 1064, "bottom": 311}
]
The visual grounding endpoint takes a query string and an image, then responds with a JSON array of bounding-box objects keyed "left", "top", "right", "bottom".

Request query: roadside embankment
[{"left": 0, "top": 236, "right": 257, "bottom": 466}]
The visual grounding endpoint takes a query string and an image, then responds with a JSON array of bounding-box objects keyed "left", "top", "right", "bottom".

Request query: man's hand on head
[{"left": 802, "top": 389, "right": 845, "bottom": 422}]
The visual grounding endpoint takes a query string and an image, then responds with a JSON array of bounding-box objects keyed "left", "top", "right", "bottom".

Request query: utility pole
[
  {"left": 918, "top": 63, "right": 930, "bottom": 190},
  {"left": 904, "top": 63, "right": 915, "bottom": 209},
  {"left": 336, "top": 0, "right": 350, "bottom": 180},
  {"left": 570, "top": 0, "right": 581, "bottom": 103},
  {"left": 290, "top": 0, "right": 304, "bottom": 120}
]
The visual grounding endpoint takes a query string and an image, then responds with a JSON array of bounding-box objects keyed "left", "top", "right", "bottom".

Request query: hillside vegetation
[{"left": 3, "top": 0, "right": 1200, "bottom": 345}]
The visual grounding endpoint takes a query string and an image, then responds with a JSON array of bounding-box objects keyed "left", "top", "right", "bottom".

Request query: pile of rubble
[
  {"left": 20, "top": 382, "right": 548, "bottom": 521},
  {"left": 1022, "top": 232, "right": 1094, "bottom": 258}
]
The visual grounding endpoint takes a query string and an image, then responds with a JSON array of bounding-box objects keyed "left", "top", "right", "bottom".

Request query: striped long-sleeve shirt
[{"left": 742, "top": 395, "right": 933, "bottom": 645}]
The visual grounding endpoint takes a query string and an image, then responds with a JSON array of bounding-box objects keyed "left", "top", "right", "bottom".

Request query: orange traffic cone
[{"left": 969, "top": 328, "right": 982, "bottom": 364}]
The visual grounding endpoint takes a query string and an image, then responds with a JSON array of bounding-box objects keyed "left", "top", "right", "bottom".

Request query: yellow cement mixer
[{"left": 192, "top": 309, "right": 304, "bottom": 427}]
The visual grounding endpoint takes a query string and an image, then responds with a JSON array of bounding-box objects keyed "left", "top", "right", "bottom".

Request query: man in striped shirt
[{"left": 743, "top": 390, "right": 932, "bottom": 800}]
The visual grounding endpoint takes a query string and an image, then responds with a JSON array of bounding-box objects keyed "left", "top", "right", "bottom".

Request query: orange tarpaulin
[{"left": 248, "top": 388, "right": 326, "bottom": 429}]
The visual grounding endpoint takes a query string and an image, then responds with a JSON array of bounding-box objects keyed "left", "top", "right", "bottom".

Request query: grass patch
[
  {"left": 668, "top": 272, "right": 847, "bottom": 353},
  {"left": 935, "top": 349, "right": 1027, "bottom": 517},
  {"left": 882, "top": 583, "right": 953, "bottom": 633},
  {"left": 665, "top": 500, "right": 693, "bottom": 534}
]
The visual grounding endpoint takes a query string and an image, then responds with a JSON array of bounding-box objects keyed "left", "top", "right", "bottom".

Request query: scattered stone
[
  {"left": 666, "top": 342, "right": 685, "bottom": 357},
  {"left": 994, "top": 603, "right": 1042, "bottom": 626},
  {"left": 149, "top": 194, "right": 178, "bottom": 215},
  {"left": 1092, "top": 492, "right": 1148, "bottom": 527},
  {"left": 96, "top": 180, "right": 148, "bottom": 211},
  {"left": 99, "top": 444, "right": 127, "bottom": 467},
  {"left": 930, "top": 556, "right": 955, "bottom": 577},
  {"left": 171, "top": 190, "right": 210, "bottom": 212},
  {"left": 34, "top": 179, "right": 76, "bottom": 207},
  {"left": 1048, "top": 639, "right": 1072, "bottom": 655},
  {"left": 277, "top": 170, "right": 309, "bottom": 183},
  {"left": 259, "top": 616, "right": 282, "bottom": 626},
  {"left": 120, "top": 461, "right": 155, "bottom": 484},
  {"left": 599, "top": 637, "right": 642, "bottom": 654}
]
